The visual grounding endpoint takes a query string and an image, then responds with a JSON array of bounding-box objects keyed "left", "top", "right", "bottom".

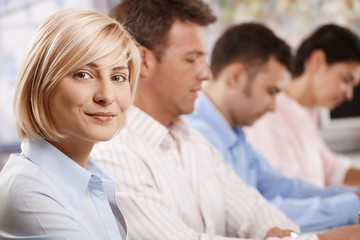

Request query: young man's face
[
  {"left": 230, "top": 57, "right": 289, "bottom": 126},
  {"left": 148, "top": 20, "right": 211, "bottom": 121},
  {"left": 312, "top": 61, "right": 360, "bottom": 110}
]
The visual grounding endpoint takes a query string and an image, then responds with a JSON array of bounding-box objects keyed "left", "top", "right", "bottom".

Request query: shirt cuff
[
  {"left": 333, "top": 192, "right": 360, "bottom": 224},
  {"left": 266, "top": 233, "right": 318, "bottom": 240}
]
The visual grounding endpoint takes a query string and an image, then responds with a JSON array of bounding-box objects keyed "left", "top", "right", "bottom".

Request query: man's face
[
  {"left": 230, "top": 57, "right": 289, "bottom": 126},
  {"left": 148, "top": 20, "right": 211, "bottom": 121},
  {"left": 313, "top": 61, "right": 360, "bottom": 110}
]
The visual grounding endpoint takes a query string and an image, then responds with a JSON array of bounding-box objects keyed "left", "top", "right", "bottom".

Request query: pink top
[{"left": 245, "top": 92, "right": 350, "bottom": 187}]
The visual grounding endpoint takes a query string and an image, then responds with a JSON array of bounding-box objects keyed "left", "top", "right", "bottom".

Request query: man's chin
[
  {"left": 183, "top": 105, "right": 196, "bottom": 115},
  {"left": 251, "top": 115, "right": 263, "bottom": 125},
  {"left": 328, "top": 102, "right": 339, "bottom": 111},
  {"left": 243, "top": 118, "right": 256, "bottom": 127}
]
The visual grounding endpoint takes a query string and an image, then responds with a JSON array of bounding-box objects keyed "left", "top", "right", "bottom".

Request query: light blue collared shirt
[
  {"left": 0, "top": 139, "right": 127, "bottom": 239},
  {"left": 184, "top": 92, "right": 360, "bottom": 232}
]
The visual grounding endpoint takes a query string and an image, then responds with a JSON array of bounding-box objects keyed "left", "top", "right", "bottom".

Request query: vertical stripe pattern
[{"left": 92, "top": 107, "right": 318, "bottom": 240}]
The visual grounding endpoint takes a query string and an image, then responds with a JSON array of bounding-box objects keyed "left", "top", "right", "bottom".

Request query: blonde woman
[{"left": 0, "top": 9, "right": 140, "bottom": 239}]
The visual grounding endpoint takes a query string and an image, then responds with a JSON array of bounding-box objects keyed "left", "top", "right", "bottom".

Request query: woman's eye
[
  {"left": 185, "top": 58, "right": 196, "bottom": 64},
  {"left": 343, "top": 78, "right": 352, "bottom": 85},
  {"left": 112, "top": 75, "right": 128, "bottom": 82},
  {"left": 74, "top": 72, "right": 92, "bottom": 80}
]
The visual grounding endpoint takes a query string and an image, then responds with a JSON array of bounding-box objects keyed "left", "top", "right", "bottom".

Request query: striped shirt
[{"left": 92, "top": 106, "right": 317, "bottom": 240}]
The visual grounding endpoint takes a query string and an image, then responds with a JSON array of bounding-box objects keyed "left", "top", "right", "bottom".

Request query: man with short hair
[
  {"left": 185, "top": 22, "right": 360, "bottom": 232},
  {"left": 92, "top": 1, "right": 360, "bottom": 239}
]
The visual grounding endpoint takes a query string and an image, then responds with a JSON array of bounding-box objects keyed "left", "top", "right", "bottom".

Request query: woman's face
[
  {"left": 48, "top": 47, "right": 132, "bottom": 145},
  {"left": 314, "top": 61, "right": 360, "bottom": 109}
]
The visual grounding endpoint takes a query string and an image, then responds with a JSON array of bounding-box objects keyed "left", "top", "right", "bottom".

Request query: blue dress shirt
[
  {"left": 184, "top": 92, "right": 360, "bottom": 232},
  {"left": 0, "top": 139, "right": 127, "bottom": 239}
]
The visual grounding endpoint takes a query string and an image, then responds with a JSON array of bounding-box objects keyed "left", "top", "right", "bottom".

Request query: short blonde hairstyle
[{"left": 14, "top": 8, "right": 140, "bottom": 141}]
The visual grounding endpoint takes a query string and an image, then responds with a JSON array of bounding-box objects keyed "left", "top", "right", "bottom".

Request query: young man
[
  {"left": 184, "top": 23, "right": 360, "bottom": 233},
  {"left": 92, "top": 0, "right": 360, "bottom": 239}
]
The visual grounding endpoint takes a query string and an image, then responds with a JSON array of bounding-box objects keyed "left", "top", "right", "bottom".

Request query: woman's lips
[{"left": 86, "top": 112, "right": 116, "bottom": 122}]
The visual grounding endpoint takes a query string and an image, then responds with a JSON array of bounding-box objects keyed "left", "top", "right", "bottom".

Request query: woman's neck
[
  {"left": 285, "top": 75, "right": 317, "bottom": 108},
  {"left": 49, "top": 139, "right": 93, "bottom": 167}
]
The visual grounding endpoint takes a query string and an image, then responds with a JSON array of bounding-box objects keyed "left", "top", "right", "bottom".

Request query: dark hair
[
  {"left": 211, "top": 22, "right": 292, "bottom": 79},
  {"left": 110, "top": 0, "right": 216, "bottom": 60},
  {"left": 293, "top": 24, "right": 360, "bottom": 77}
]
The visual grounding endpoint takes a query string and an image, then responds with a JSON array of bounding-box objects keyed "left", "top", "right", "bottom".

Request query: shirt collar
[
  {"left": 21, "top": 138, "right": 113, "bottom": 208},
  {"left": 87, "top": 156, "right": 116, "bottom": 184},
  {"left": 127, "top": 106, "right": 191, "bottom": 148},
  {"left": 192, "top": 92, "right": 243, "bottom": 149}
]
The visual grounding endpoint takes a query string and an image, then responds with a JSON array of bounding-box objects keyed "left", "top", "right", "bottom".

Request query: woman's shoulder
[{"left": 0, "top": 154, "right": 63, "bottom": 205}]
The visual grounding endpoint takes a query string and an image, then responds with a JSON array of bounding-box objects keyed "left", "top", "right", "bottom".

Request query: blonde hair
[{"left": 14, "top": 8, "right": 140, "bottom": 141}]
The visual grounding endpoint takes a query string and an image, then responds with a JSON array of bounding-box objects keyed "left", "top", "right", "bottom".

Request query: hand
[
  {"left": 265, "top": 227, "right": 294, "bottom": 239},
  {"left": 317, "top": 224, "right": 360, "bottom": 240},
  {"left": 350, "top": 232, "right": 360, "bottom": 240}
]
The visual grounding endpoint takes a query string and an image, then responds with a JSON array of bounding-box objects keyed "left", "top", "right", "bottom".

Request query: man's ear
[
  {"left": 139, "top": 46, "right": 157, "bottom": 78},
  {"left": 304, "top": 49, "right": 327, "bottom": 73},
  {"left": 226, "top": 62, "right": 247, "bottom": 87}
]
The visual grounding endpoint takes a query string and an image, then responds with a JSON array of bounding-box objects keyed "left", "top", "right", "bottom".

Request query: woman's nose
[
  {"left": 93, "top": 81, "right": 115, "bottom": 105},
  {"left": 344, "top": 86, "right": 354, "bottom": 101}
]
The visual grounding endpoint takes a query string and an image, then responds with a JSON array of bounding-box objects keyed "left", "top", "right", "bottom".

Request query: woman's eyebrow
[
  {"left": 85, "top": 63, "right": 129, "bottom": 72},
  {"left": 112, "top": 66, "right": 129, "bottom": 71}
]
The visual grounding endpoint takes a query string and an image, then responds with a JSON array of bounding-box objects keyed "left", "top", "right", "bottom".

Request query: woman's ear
[{"left": 304, "top": 49, "right": 327, "bottom": 73}]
